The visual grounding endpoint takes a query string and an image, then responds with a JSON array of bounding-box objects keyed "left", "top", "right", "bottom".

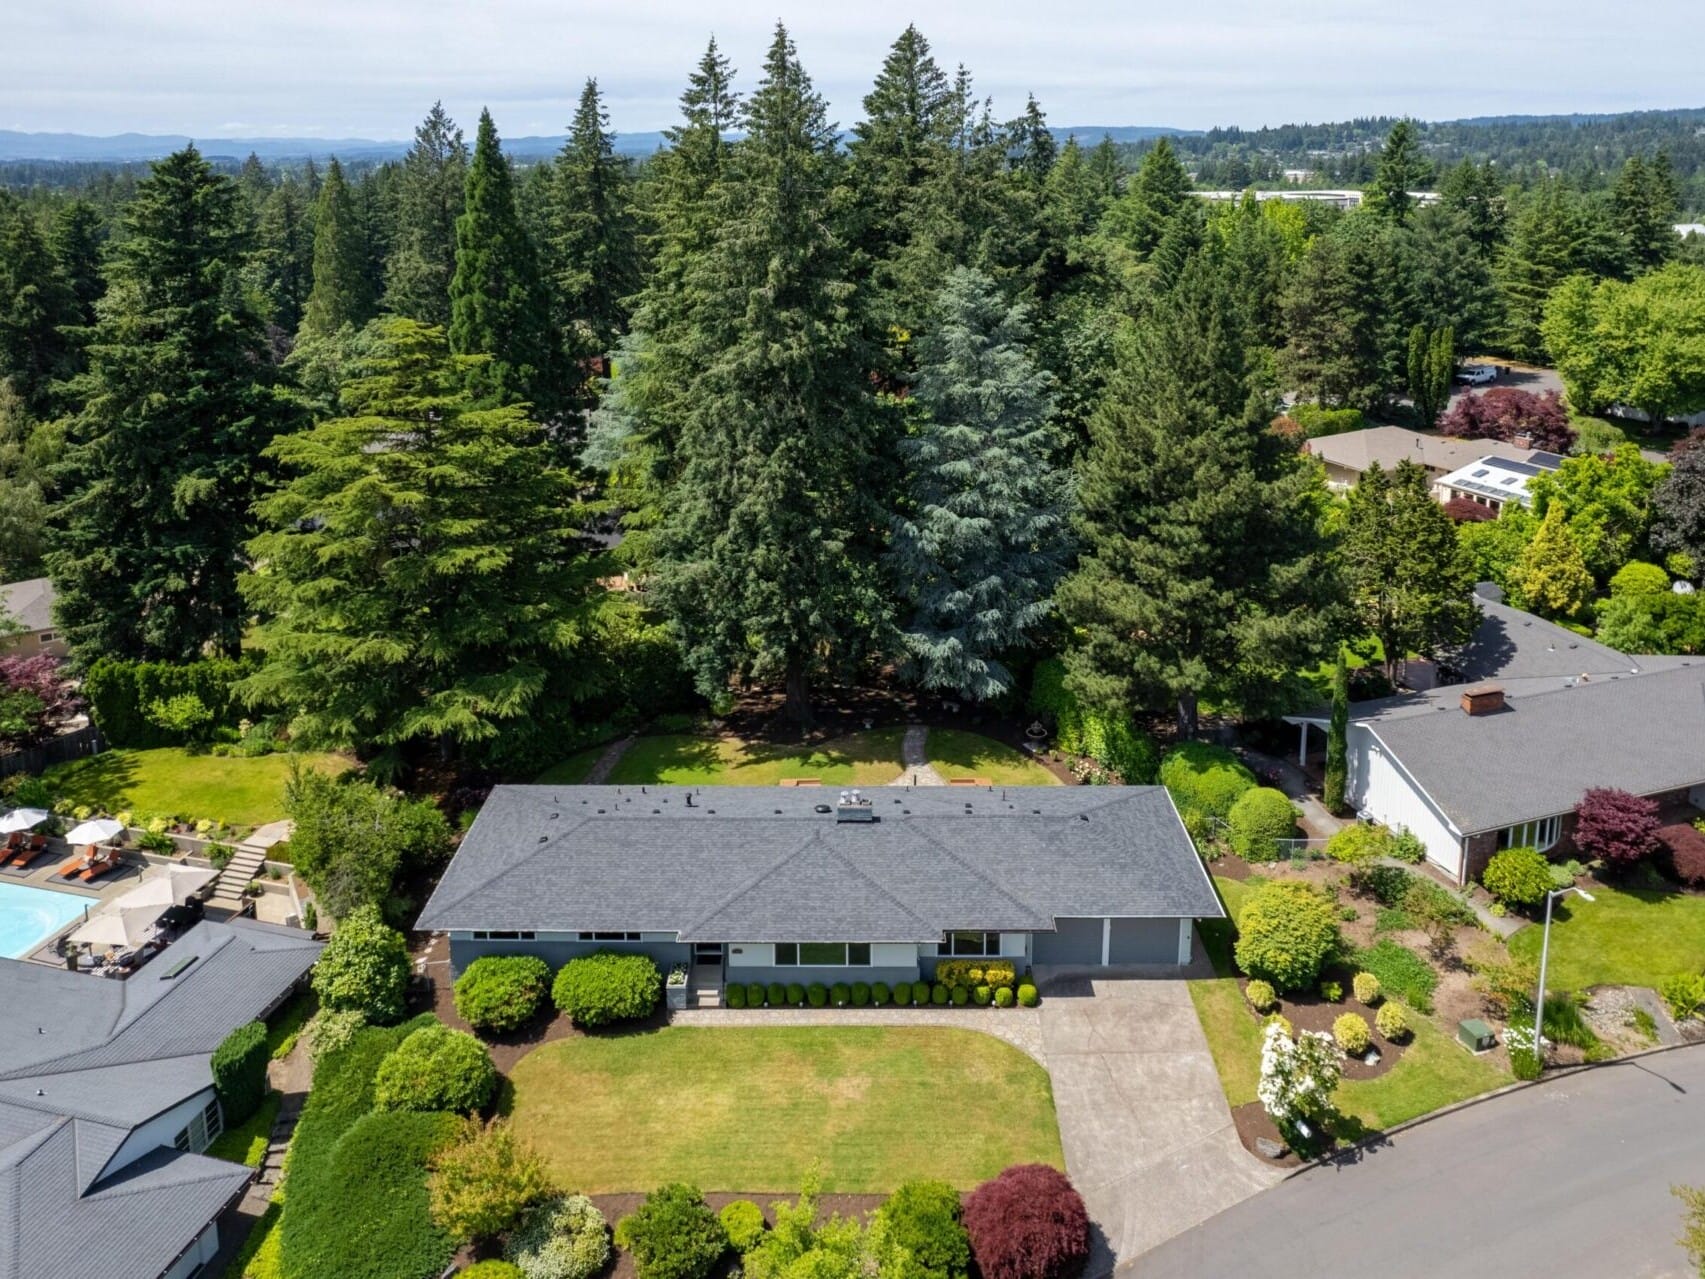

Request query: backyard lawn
[
  {"left": 535, "top": 746, "right": 607, "bottom": 786},
  {"left": 44, "top": 748, "right": 351, "bottom": 828},
  {"left": 1507, "top": 885, "right": 1705, "bottom": 992},
  {"left": 925, "top": 728, "right": 1059, "bottom": 786},
  {"left": 504, "top": 1025, "right": 1061, "bottom": 1192},
  {"left": 606, "top": 729, "right": 907, "bottom": 787}
]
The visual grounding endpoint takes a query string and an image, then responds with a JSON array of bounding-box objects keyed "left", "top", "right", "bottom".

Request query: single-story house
[
  {"left": 0, "top": 917, "right": 322, "bottom": 1279},
  {"left": 1433, "top": 452, "right": 1563, "bottom": 513},
  {"left": 1288, "top": 588, "right": 1705, "bottom": 884},
  {"left": 1304, "top": 426, "right": 1538, "bottom": 492},
  {"left": 0, "top": 577, "right": 66, "bottom": 659},
  {"left": 417, "top": 785, "right": 1221, "bottom": 991}
]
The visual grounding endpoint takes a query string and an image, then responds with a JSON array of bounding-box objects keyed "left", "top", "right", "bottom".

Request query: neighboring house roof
[
  {"left": 1366, "top": 659, "right": 1705, "bottom": 835},
  {"left": 0, "top": 577, "right": 55, "bottom": 634},
  {"left": 1434, "top": 453, "right": 1561, "bottom": 506},
  {"left": 0, "top": 918, "right": 321, "bottom": 1279},
  {"left": 1303, "top": 427, "right": 1533, "bottom": 477},
  {"left": 417, "top": 785, "right": 1220, "bottom": 940}
]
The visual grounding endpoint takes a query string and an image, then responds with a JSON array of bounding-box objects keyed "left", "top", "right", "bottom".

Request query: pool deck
[{"left": 0, "top": 850, "right": 155, "bottom": 964}]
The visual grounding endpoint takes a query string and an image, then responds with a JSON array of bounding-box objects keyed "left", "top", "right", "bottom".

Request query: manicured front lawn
[
  {"left": 1188, "top": 977, "right": 1263, "bottom": 1107},
  {"left": 43, "top": 747, "right": 351, "bottom": 828},
  {"left": 1507, "top": 885, "right": 1705, "bottom": 992},
  {"left": 1334, "top": 1015, "right": 1510, "bottom": 1132},
  {"left": 535, "top": 746, "right": 607, "bottom": 785},
  {"left": 925, "top": 728, "right": 1059, "bottom": 785},
  {"left": 607, "top": 729, "right": 907, "bottom": 787},
  {"left": 505, "top": 1025, "right": 1061, "bottom": 1192}
]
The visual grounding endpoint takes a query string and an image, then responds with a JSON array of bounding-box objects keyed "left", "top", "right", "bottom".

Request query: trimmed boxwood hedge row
[{"left": 279, "top": 1013, "right": 459, "bottom": 1279}]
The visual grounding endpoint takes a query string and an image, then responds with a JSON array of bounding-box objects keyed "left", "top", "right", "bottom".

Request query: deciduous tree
[{"left": 1438, "top": 387, "right": 1576, "bottom": 453}]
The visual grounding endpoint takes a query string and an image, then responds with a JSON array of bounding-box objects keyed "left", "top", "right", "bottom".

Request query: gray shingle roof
[
  {"left": 0, "top": 578, "right": 54, "bottom": 634},
  {"left": 0, "top": 918, "right": 320, "bottom": 1277},
  {"left": 1368, "top": 660, "right": 1705, "bottom": 833},
  {"left": 1449, "top": 590, "right": 1644, "bottom": 684},
  {"left": 417, "top": 785, "right": 1220, "bottom": 939}
]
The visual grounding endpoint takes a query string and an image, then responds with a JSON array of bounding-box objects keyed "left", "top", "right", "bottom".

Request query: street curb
[{"left": 1282, "top": 1036, "right": 1705, "bottom": 1178}]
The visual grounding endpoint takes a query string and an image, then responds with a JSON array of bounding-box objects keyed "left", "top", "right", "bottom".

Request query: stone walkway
[
  {"left": 583, "top": 735, "right": 635, "bottom": 784},
  {"left": 205, "top": 1041, "right": 314, "bottom": 1277},
  {"left": 891, "top": 724, "right": 946, "bottom": 786}
]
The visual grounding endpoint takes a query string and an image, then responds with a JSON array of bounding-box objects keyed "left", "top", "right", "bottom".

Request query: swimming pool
[{"left": 0, "top": 882, "right": 93, "bottom": 958}]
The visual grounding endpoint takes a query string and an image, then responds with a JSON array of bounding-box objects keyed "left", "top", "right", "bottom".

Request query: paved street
[{"left": 1137, "top": 1045, "right": 1705, "bottom": 1278}]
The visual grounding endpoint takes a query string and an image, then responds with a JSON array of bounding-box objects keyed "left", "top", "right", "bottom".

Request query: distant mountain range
[{"left": 0, "top": 124, "right": 1201, "bottom": 164}]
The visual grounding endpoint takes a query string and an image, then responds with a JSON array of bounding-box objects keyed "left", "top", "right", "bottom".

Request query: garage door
[
  {"left": 1032, "top": 917, "right": 1106, "bottom": 966},
  {"left": 1108, "top": 918, "right": 1179, "bottom": 964}
]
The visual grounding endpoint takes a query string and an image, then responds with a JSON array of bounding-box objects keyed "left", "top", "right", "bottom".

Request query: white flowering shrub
[
  {"left": 1257, "top": 1022, "right": 1341, "bottom": 1143},
  {"left": 1504, "top": 1022, "right": 1541, "bottom": 1080}
]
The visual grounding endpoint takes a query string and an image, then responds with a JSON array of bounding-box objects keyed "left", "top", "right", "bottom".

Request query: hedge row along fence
[{"left": 726, "top": 975, "right": 1040, "bottom": 1010}]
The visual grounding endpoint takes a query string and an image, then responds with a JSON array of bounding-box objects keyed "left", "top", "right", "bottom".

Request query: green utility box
[{"left": 1458, "top": 1018, "right": 1496, "bottom": 1053}]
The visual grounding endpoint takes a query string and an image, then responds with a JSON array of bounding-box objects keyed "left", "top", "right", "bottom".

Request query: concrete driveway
[{"left": 1036, "top": 969, "right": 1283, "bottom": 1276}]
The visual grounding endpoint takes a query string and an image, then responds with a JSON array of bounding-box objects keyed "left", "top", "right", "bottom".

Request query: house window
[
  {"left": 578, "top": 931, "right": 642, "bottom": 941},
  {"left": 937, "top": 931, "right": 1001, "bottom": 957},
  {"left": 471, "top": 931, "right": 535, "bottom": 940},
  {"left": 1498, "top": 816, "right": 1560, "bottom": 852},
  {"left": 37, "top": 631, "right": 56, "bottom": 643},
  {"left": 173, "top": 1098, "right": 224, "bottom": 1154},
  {"left": 773, "top": 943, "right": 871, "bottom": 966}
]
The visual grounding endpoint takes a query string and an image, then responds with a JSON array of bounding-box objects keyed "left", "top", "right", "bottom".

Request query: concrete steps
[{"left": 207, "top": 843, "right": 267, "bottom": 909}]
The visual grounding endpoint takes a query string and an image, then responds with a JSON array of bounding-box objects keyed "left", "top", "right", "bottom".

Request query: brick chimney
[
  {"left": 1460, "top": 685, "right": 1505, "bottom": 716},
  {"left": 1512, "top": 432, "right": 1533, "bottom": 450}
]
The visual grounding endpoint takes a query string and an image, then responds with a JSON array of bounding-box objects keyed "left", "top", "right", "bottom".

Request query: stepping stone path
[
  {"left": 583, "top": 735, "right": 635, "bottom": 784},
  {"left": 892, "top": 725, "right": 946, "bottom": 786}
]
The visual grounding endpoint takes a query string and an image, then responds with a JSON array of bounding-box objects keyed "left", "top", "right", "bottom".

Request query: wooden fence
[{"left": 0, "top": 725, "right": 102, "bottom": 780}]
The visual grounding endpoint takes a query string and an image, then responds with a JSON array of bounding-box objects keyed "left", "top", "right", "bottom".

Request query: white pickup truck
[{"left": 1455, "top": 364, "right": 1498, "bottom": 386}]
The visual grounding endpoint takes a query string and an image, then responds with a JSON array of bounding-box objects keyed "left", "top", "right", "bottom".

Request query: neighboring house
[
  {"left": 1303, "top": 427, "right": 1537, "bottom": 492},
  {"left": 1432, "top": 451, "right": 1563, "bottom": 513},
  {"left": 418, "top": 785, "right": 1220, "bottom": 989},
  {"left": 1287, "top": 588, "right": 1705, "bottom": 884},
  {"left": 0, "top": 918, "right": 322, "bottom": 1279},
  {"left": 0, "top": 577, "right": 66, "bottom": 659}
]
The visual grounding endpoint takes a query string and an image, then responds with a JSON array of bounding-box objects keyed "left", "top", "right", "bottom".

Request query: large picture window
[
  {"left": 578, "top": 932, "right": 641, "bottom": 941},
  {"left": 937, "top": 931, "right": 1001, "bottom": 957},
  {"left": 773, "top": 943, "right": 871, "bottom": 966},
  {"left": 1498, "top": 816, "right": 1560, "bottom": 853},
  {"left": 173, "top": 1098, "right": 223, "bottom": 1154}
]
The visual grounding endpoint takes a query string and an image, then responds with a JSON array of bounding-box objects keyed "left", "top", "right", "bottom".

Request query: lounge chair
[
  {"left": 79, "top": 848, "right": 121, "bottom": 882},
  {"left": 55, "top": 845, "right": 97, "bottom": 879},
  {"left": 2, "top": 832, "right": 21, "bottom": 855},
  {"left": 6, "top": 838, "right": 47, "bottom": 870}
]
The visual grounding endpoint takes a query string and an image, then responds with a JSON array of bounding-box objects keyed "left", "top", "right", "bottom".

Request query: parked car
[{"left": 1455, "top": 364, "right": 1498, "bottom": 385}]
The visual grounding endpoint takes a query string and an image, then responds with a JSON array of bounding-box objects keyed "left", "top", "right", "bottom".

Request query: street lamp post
[{"left": 1533, "top": 884, "right": 1595, "bottom": 1064}]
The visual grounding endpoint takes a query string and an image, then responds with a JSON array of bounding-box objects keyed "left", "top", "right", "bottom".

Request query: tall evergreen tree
[
  {"left": 0, "top": 380, "right": 56, "bottom": 581},
  {"left": 300, "top": 157, "right": 376, "bottom": 339},
  {"left": 649, "top": 23, "right": 887, "bottom": 725},
  {"left": 252, "top": 178, "right": 313, "bottom": 336},
  {"left": 1324, "top": 649, "right": 1348, "bottom": 815},
  {"left": 548, "top": 79, "right": 641, "bottom": 363},
  {"left": 0, "top": 193, "right": 70, "bottom": 415},
  {"left": 1613, "top": 152, "right": 1681, "bottom": 274},
  {"left": 1102, "top": 137, "right": 1191, "bottom": 261},
  {"left": 1060, "top": 249, "right": 1343, "bottom": 738},
  {"left": 48, "top": 147, "right": 292, "bottom": 664},
  {"left": 386, "top": 103, "right": 468, "bottom": 326},
  {"left": 1368, "top": 119, "right": 1425, "bottom": 225},
  {"left": 1498, "top": 179, "right": 1586, "bottom": 361},
  {"left": 885, "top": 268, "right": 1072, "bottom": 699},
  {"left": 1341, "top": 460, "right": 1478, "bottom": 681},
  {"left": 449, "top": 110, "right": 555, "bottom": 414},
  {"left": 49, "top": 200, "right": 106, "bottom": 333},
  {"left": 1406, "top": 323, "right": 1454, "bottom": 427},
  {"left": 1438, "top": 159, "right": 1508, "bottom": 255},
  {"left": 242, "top": 319, "right": 609, "bottom": 778}
]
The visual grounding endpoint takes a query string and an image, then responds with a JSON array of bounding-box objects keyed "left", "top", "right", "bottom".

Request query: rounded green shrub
[
  {"left": 787, "top": 983, "right": 806, "bottom": 1006},
  {"left": 951, "top": 985, "right": 970, "bottom": 1006},
  {"left": 931, "top": 983, "right": 950, "bottom": 1006},
  {"left": 1353, "top": 972, "right": 1382, "bottom": 1006},
  {"left": 454, "top": 955, "right": 553, "bottom": 1033},
  {"left": 1481, "top": 846, "right": 1552, "bottom": 907},
  {"left": 1326, "top": 823, "right": 1394, "bottom": 867},
  {"left": 463, "top": 1263, "right": 526, "bottom": 1279},
  {"left": 373, "top": 1023, "right": 496, "bottom": 1114},
  {"left": 312, "top": 904, "right": 411, "bottom": 1024},
  {"left": 506, "top": 1193, "right": 610, "bottom": 1279},
  {"left": 851, "top": 981, "right": 871, "bottom": 1006},
  {"left": 726, "top": 985, "right": 747, "bottom": 1009},
  {"left": 807, "top": 983, "right": 828, "bottom": 1008},
  {"left": 994, "top": 986, "right": 1015, "bottom": 1008},
  {"left": 1375, "top": 1001, "right": 1410, "bottom": 1041},
  {"left": 1610, "top": 560, "right": 1670, "bottom": 596},
  {"left": 210, "top": 1020, "right": 268, "bottom": 1127},
  {"left": 1243, "top": 979, "right": 1276, "bottom": 1012},
  {"left": 613, "top": 1183, "right": 727, "bottom": 1279},
  {"left": 718, "top": 1200, "right": 766, "bottom": 1254},
  {"left": 872, "top": 981, "right": 892, "bottom": 1006},
  {"left": 1265, "top": 1012, "right": 1293, "bottom": 1037},
  {"left": 1333, "top": 1012, "right": 1372, "bottom": 1056},
  {"left": 912, "top": 981, "right": 931, "bottom": 1005},
  {"left": 892, "top": 982, "right": 913, "bottom": 1006},
  {"left": 747, "top": 983, "right": 767, "bottom": 1007},
  {"left": 1227, "top": 786, "right": 1299, "bottom": 861},
  {"left": 1233, "top": 880, "right": 1341, "bottom": 991},
  {"left": 830, "top": 982, "right": 851, "bottom": 1007},
  {"left": 1319, "top": 978, "right": 1343, "bottom": 1002},
  {"left": 876, "top": 1179, "right": 971, "bottom": 1279},
  {"left": 1158, "top": 742, "right": 1257, "bottom": 822},
  {"left": 973, "top": 984, "right": 993, "bottom": 1006},
  {"left": 767, "top": 982, "right": 787, "bottom": 1007},
  {"left": 551, "top": 952, "right": 662, "bottom": 1028},
  {"left": 1016, "top": 983, "right": 1039, "bottom": 1008}
]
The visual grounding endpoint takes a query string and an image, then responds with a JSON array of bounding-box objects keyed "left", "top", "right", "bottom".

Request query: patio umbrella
[
  {"left": 0, "top": 808, "right": 51, "bottom": 834},
  {"left": 63, "top": 818, "right": 125, "bottom": 845},
  {"left": 70, "top": 904, "right": 161, "bottom": 950},
  {"left": 112, "top": 866, "right": 217, "bottom": 910}
]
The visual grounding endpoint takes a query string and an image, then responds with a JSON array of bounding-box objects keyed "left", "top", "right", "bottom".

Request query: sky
[{"left": 5, "top": 0, "right": 1703, "bottom": 140}]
